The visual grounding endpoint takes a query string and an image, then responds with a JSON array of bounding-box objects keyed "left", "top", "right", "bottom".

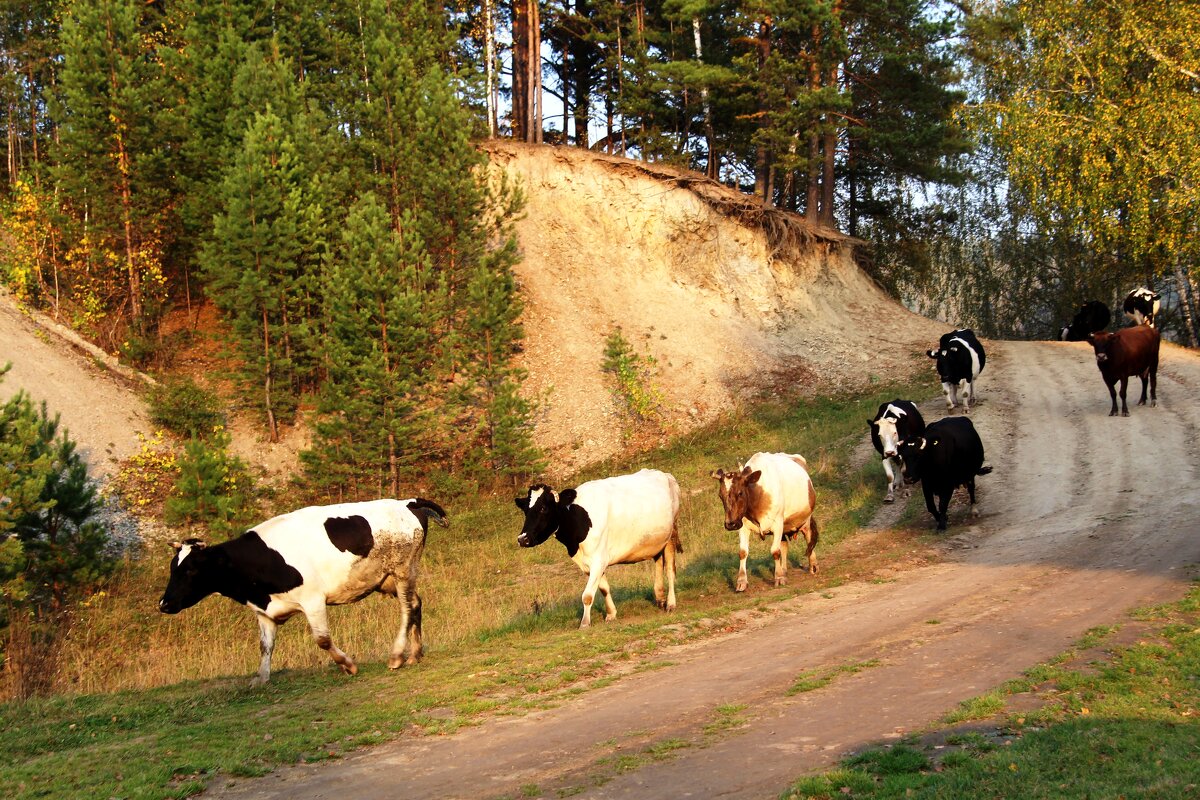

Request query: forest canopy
[{"left": 1, "top": 0, "right": 1197, "bottom": 497}]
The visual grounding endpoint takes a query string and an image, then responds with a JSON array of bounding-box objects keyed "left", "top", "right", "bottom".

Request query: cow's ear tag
[
  {"left": 919, "top": 440, "right": 926, "bottom": 450},
  {"left": 931, "top": 439, "right": 939, "bottom": 446}
]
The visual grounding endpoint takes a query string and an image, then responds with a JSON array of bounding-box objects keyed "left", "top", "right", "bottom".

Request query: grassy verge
[
  {"left": 782, "top": 582, "right": 1200, "bottom": 800},
  {"left": 0, "top": 378, "right": 938, "bottom": 799}
]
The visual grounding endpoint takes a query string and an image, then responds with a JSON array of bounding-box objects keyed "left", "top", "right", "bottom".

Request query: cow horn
[{"left": 710, "top": 468, "right": 725, "bottom": 480}]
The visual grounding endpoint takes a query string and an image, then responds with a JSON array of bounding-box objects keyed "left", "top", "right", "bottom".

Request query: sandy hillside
[
  {"left": 0, "top": 143, "right": 942, "bottom": 483},
  {"left": 491, "top": 143, "right": 941, "bottom": 475}
]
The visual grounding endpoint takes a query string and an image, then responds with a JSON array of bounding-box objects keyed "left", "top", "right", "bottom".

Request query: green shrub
[
  {"left": 165, "top": 430, "right": 254, "bottom": 535},
  {"left": 602, "top": 328, "right": 663, "bottom": 421},
  {"left": 147, "top": 377, "right": 225, "bottom": 440}
]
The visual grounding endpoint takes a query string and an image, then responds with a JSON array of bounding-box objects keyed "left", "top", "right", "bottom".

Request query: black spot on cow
[
  {"left": 515, "top": 485, "right": 592, "bottom": 557},
  {"left": 159, "top": 531, "right": 305, "bottom": 614},
  {"left": 324, "top": 515, "right": 375, "bottom": 557}
]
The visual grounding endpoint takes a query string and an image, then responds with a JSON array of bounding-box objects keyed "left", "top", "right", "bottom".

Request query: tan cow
[{"left": 712, "top": 452, "right": 818, "bottom": 592}]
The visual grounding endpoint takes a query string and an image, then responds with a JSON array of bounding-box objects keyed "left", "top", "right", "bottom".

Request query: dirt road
[{"left": 209, "top": 338, "right": 1200, "bottom": 800}]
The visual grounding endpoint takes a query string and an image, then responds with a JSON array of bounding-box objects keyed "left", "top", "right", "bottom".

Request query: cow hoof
[
  {"left": 404, "top": 654, "right": 421, "bottom": 667},
  {"left": 388, "top": 656, "right": 404, "bottom": 669},
  {"left": 884, "top": 495, "right": 894, "bottom": 504},
  {"left": 666, "top": 602, "right": 676, "bottom": 612},
  {"left": 249, "top": 675, "right": 269, "bottom": 687},
  {"left": 605, "top": 612, "right": 617, "bottom": 622},
  {"left": 1121, "top": 410, "right": 1130, "bottom": 417},
  {"left": 656, "top": 599, "right": 667, "bottom": 610},
  {"left": 735, "top": 581, "right": 747, "bottom": 593},
  {"left": 579, "top": 619, "right": 591, "bottom": 629},
  {"left": 774, "top": 577, "right": 787, "bottom": 587},
  {"left": 809, "top": 565, "right": 818, "bottom": 575},
  {"left": 342, "top": 662, "right": 358, "bottom": 676},
  {"left": 936, "top": 522, "right": 947, "bottom": 531}
]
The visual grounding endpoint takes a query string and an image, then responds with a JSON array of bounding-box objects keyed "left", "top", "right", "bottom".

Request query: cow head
[
  {"left": 896, "top": 437, "right": 929, "bottom": 484},
  {"left": 158, "top": 539, "right": 217, "bottom": 614},
  {"left": 1087, "top": 331, "right": 1113, "bottom": 363},
  {"left": 515, "top": 484, "right": 570, "bottom": 547},
  {"left": 870, "top": 415, "right": 902, "bottom": 459},
  {"left": 927, "top": 344, "right": 959, "bottom": 382},
  {"left": 711, "top": 466, "right": 761, "bottom": 531}
]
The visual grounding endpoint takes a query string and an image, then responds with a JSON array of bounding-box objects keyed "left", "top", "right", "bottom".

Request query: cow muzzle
[
  {"left": 517, "top": 532, "right": 532, "bottom": 547},
  {"left": 158, "top": 597, "right": 178, "bottom": 614},
  {"left": 883, "top": 450, "right": 897, "bottom": 459},
  {"left": 724, "top": 521, "right": 741, "bottom": 531}
]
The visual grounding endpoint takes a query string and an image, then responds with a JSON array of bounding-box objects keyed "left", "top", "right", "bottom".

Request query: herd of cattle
[{"left": 157, "top": 288, "right": 1164, "bottom": 684}]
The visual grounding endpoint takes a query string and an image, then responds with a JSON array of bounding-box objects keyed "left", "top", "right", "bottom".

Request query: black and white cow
[
  {"left": 927, "top": 329, "right": 986, "bottom": 413},
  {"left": 867, "top": 399, "right": 926, "bottom": 503},
  {"left": 515, "top": 469, "right": 682, "bottom": 628},
  {"left": 1060, "top": 300, "right": 1111, "bottom": 341},
  {"left": 896, "top": 416, "right": 992, "bottom": 531},
  {"left": 158, "top": 498, "right": 447, "bottom": 685},
  {"left": 1123, "top": 287, "right": 1161, "bottom": 327}
]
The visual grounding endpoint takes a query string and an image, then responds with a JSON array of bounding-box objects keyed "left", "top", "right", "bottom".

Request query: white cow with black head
[
  {"left": 159, "top": 498, "right": 447, "bottom": 685},
  {"left": 515, "top": 469, "right": 682, "bottom": 628}
]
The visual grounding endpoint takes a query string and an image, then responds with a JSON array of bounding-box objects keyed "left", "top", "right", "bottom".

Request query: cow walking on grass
[
  {"left": 711, "top": 453, "right": 818, "bottom": 592},
  {"left": 515, "top": 469, "right": 682, "bottom": 628},
  {"left": 158, "top": 498, "right": 447, "bottom": 685}
]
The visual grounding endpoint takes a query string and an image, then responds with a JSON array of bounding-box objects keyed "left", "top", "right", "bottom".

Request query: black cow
[
  {"left": 1088, "top": 325, "right": 1160, "bottom": 416},
  {"left": 927, "top": 329, "right": 986, "bottom": 413},
  {"left": 896, "top": 416, "right": 993, "bottom": 531},
  {"left": 867, "top": 399, "right": 926, "bottom": 503},
  {"left": 1123, "top": 287, "right": 1161, "bottom": 327},
  {"left": 159, "top": 498, "right": 447, "bottom": 684},
  {"left": 1060, "top": 300, "right": 1111, "bottom": 341}
]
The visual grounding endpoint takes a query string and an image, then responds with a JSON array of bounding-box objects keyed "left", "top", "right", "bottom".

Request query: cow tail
[
  {"left": 807, "top": 516, "right": 820, "bottom": 552},
  {"left": 977, "top": 465, "right": 994, "bottom": 476},
  {"left": 407, "top": 498, "right": 449, "bottom": 532},
  {"left": 671, "top": 527, "right": 684, "bottom": 555}
]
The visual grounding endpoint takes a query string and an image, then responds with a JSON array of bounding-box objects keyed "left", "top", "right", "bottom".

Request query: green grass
[
  {"left": 787, "top": 659, "right": 881, "bottom": 696},
  {"left": 0, "top": 378, "right": 939, "bottom": 800},
  {"left": 782, "top": 581, "right": 1200, "bottom": 800}
]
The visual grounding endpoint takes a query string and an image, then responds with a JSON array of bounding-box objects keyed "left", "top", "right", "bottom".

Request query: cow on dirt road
[
  {"left": 1088, "top": 324, "right": 1160, "bottom": 417},
  {"left": 158, "top": 498, "right": 447, "bottom": 685},
  {"left": 515, "top": 469, "right": 682, "bottom": 628},
  {"left": 711, "top": 453, "right": 818, "bottom": 592},
  {"left": 927, "top": 329, "right": 986, "bottom": 413},
  {"left": 897, "top": 417, "right": 992, "bottom": 531},
  {"left": 868, "top": 399, "right": 926, "bottom": 504}
]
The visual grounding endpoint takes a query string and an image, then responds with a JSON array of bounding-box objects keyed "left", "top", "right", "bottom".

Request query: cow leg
[
  {"left": 922, "top": 484, "right": 943, "bottom": 529},
  {"left": 967, "top": 478, "right": 980, "bottom": 517},
  {"left": 882, "top": 458, "right": 896, "bottom": 503},
  {"left": 1150, "top": 365, "right": 1158, "bottom": 407},
  {"left": 771, "top": 529, "right": 787, "bottom": 587},
  {"left": 1137, "top": 370, "right": 1149, "bottom": 406},
  {"left": 251, "top": 614, "right": 278, "bottom": 686},
  {"left": 1106, "top": 380, "right": 1119, "bottom": 416},
  {"left": 406, "top": 590, "right": 424, "bottom": 664},
  {"left": 803, "top": 517, "right": 820, "bottom": 574},
  {"left": 389, "top": 583, "right": 422, "bottom": 668},
  {"left": 960, "top": 380, "right": 971, "bottom": 413},
  {"left": 597, "top": 575, "right": 617, "bottom": 621},
  {"left": 304, "top": 603, "right": 357, "bottom": 676},
  {"left": 935, "top": 491, "right": 952, "bottom": 531},
  {"left": 1119, "top": 376, "right": 1130, "bottom": 416},
  {"left": 580, "top": 561, "right": 607, "bottom": 628},
  {"left": 653, "top": 551, "right": 666, "bottom": 609},
  {"left": 735, "top": 527, "right": 750, "bottom": 592},
  {"left": 663, "top": 537, "right": 677, "bottom": 612},
  {"left": 941, "top": 381, "right": 955, "bottom": 411}
]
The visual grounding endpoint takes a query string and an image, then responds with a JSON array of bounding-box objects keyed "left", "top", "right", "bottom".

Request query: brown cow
[
  {"left": 711, "top": 452, "right": 818, "bottom": 592},
  {"left": 1087, "top": 325, "right": 1160, "bottom": 416}
]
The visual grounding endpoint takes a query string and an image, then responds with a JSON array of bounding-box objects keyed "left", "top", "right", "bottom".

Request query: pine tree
[
  {"left": 304, "top": 193, "right": 434, "bottom": 499},
  {"left": 53, "top": 0, "right": 182, "bottom": 330},
  {"left": 200, "top": 46, "right": 331, "bottom": 439},
  {"left": 0, "top": 366, "right": 114, "bottom": 698}
]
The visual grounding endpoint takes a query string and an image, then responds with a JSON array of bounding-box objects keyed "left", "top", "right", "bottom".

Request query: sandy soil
[
  {"left": 0, "top": 289, "right": 152, "bottom": 479},
  {"left": 206, "top": 338, "right": 1200, "bottom": 800}
]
